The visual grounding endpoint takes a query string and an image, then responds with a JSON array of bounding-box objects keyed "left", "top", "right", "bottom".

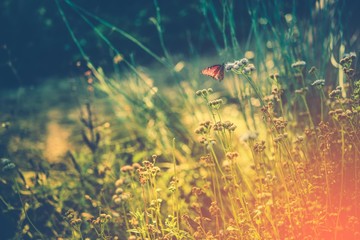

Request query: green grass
[{"left": 1, "top": 0, "right": 359, "bottom": 239}]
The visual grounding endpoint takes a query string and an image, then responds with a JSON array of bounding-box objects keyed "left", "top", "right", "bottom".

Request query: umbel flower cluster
[{"left": 225, "top": 58, "right": 256, "bottom": 75}]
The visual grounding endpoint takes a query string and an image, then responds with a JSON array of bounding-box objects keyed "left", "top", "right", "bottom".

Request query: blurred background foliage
[{"left": 1, "top": 0, "right": 358, "bottom": 88}]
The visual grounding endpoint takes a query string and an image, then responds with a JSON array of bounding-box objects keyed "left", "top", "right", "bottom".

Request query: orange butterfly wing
[{"left": 201, "top": 64, "right": 225, "bottom": 81}]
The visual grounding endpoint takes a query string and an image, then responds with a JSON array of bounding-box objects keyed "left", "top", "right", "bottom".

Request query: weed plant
[{"left": 1, "top": 0, "right": 359, "bottom": 239}]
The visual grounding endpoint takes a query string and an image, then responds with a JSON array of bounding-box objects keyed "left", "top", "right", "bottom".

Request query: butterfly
[{"left": 201, "top": 64, "right": 225, "bottom": 81}]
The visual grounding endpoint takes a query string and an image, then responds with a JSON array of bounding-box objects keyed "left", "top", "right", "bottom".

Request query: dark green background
[{"left": 0, "top": 0, "right": 357, "bottom": 88}]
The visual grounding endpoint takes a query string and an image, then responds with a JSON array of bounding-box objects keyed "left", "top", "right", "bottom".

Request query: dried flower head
[
  {"left": 295, "top": 87, "right": 308, "bottom": 95},
  {"left": 311, "top": 79, "right": 325, "bottom": 87},
  {"left": 291, "top": 60, "right": 306, "bottom": 69},
  {"left": 225, "top": 63, "right": 235, "bottom": 71},
  {"left": 208, "top": 98, "right": 223, "bottom": 109},
  {"left": 196, "top": 88, "right": 213, "bottom": 98},
  {"left": 329, "top": 88, "right": 342, "bottom": 98},
  {"left": 254, "top": 141, "right": 266, "bottom": 153}
]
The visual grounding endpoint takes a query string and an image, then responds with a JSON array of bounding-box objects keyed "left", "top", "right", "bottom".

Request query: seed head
[
  {"left": 291, "top": 60, "right": 306, "bottom": 69},
  {"left": 311, "top": 79, "right": 325, "bottom": 87},
  {"left": 240, "top": 58, "right": 249, "bottom": 66},
  {"left": 295, "top": 87, "right": 308, "bottom": 95},
  {"left": 233, "top": 64, "right": 240, "bottom": 70},
  {"left": 329, "top": 89, "right": 341, "bottom": 98},
  {"left": 248, "top": 64, "right": 256, "bottom": 71},
  {"left": 225, "top": 63, "right": 234, "bottom": 71}
]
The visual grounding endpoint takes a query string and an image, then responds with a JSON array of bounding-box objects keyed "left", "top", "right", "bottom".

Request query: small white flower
[
  {"left": 311, "top": 79, "right": 325, "bottom": 87},
  {"left": 240, "top": 58, "right": 249, "bottom": 66},
  {"left": 291, "top": 60, "right": 306, "bottom": 68},
  {"left": 225, "top": 63, "right": 234, "bottom": 71}
]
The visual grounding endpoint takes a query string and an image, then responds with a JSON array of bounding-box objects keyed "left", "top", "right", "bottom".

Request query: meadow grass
[{"left": 1, "top": 0, "right": 359, "bottom": 239}]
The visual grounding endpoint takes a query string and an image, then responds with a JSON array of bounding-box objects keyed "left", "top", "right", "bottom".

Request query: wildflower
[
  {"left": 241, "top": 64, "right": 256, "bottom": 75},
  {"left": 196, "top": 88, "right": 213, "bottom": 98},
  {"left": 199, "top": 137, "right": 207, "bottom": 144},
  {"left": 248, "top": 63, "right": 256, "bottom": 71},
  {"left": 340, "top": 52, "right": 356, "bottom": 66},
  {"left": 142, "top": 160, "right": 151, "bottom": 167},
  {"left": 328, "top": 110, "right": 336, "bottom": 116},
  {"left": 213, "top": 121, "right": 223, "bottom": 131},
  {"left": 233, "top": 64, "right": 240, "bottom": 70},
  {"left": 311, "top": 79, "right": 325, "bottom": 87},
  {"left": 295, "top": 87, "right": 308, "bottom": 95},
  {"left": 208, "top": 98, "right": 223, "bottom": 109},
  {"left": 121, "top": 192, "right": 131, "bottom": 200},
  {"left": 254, "top": 141, "right": 266, "bottom": 153},
  {"left": 226, "top": 151, "right": 239, "bottom": 160},
  {"left": 224, "top": 58, "right": 250, "bottom": 72},
  {"left": 199, "top": 154, "right": 214, "bottom": 167},
  {"left": 195, "top": 121, "right": 212, "bottom": 134},
  {"left": 81, "top": 212, "right": 94, "bottom": 222},
  {"left": 115, "top": 188, "right": 124, "bottom": 194},
  {"left": 151, "top": 166, "right": 161, "bottom": 174},
  {"left": 1, "top": 158, "right": 16, "bottom": 179},
  {"left": 206, "top": 139, "right": 216, "bottom": 150},
  {"left": 329, "top": 88, "right": 341, "bottom": 98},
  {"left": 344, "top": 68, "right": 355, "bottom": 75},
  {"left": 113, "top": 197, "right": 121, "bottom": 205},
  {"left": 115, "top": 178, "right": 124, "bottom": 187},
  {"left": 192, "top": 187, "right": 205, "bottom": 196},
  {"left": 1, "top": 162, "right": 15, "bottom": 172},
  {"left": 132, "top": 162, "right": 141, "bottom": 169},
  {"left": 70, "top": 218, "right": 82, "bottom": 226},
  {"left": 294, "top": 136, "right": 304, "bottom": 144},
  {"left": 225, "top": 62, "right": 235, "bottom": 71},
  {"left": 112, "top": 194, "right": 119, "bottom": 201},
  {"left": 291, "top": 60, "right": 306, "bottom": 69},
  {"left": 222, "top": 121, "right": 237, "bottom": 131},
  {"left": 195, "top": 127, "right": 204, "bottom": 134},
  {"left": 209, "top": 201, "right": 221, "bottom": 217},
  {"left": 274, "top": 133, "right": 287, "bottom": 143},
  {"left": 240, "top": 58, "right": 249, "bottom": 66},
  {"left": 200, "top": 120, "right": 212, "bottom": 128},
  {"left": 349, "top": 52, "right": 357, "bottom": 59},
  {"left": 335, "top": 108, "right": 343, "bottom": 114},
  {"left": 273, "top": 117, "right": 288, "bottom": 130}
]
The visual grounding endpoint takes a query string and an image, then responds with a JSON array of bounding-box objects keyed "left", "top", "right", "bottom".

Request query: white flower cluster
[
  {"left": 311, "top": 79, "right": 325, "bottom": 87},
  {"left": 225, "top": 58, "right": 256, "bottom": 75},
  {"left": 291, "top": 60, "right": 306, "bottom": 68}
]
